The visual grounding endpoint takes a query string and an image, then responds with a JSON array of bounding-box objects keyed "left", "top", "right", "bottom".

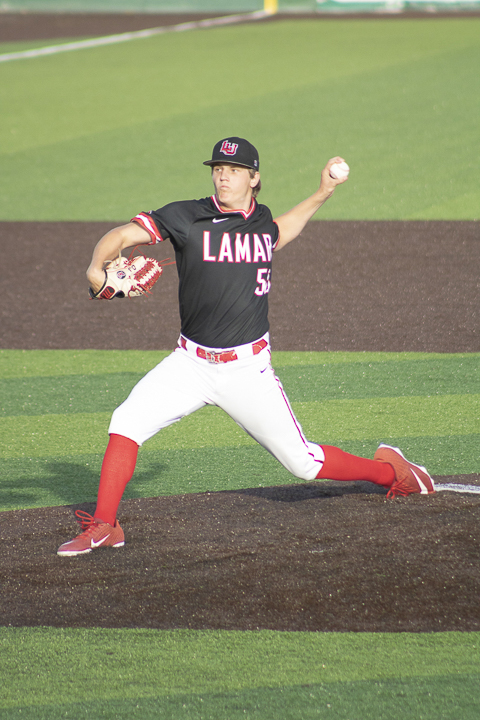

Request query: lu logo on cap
[
  {"left": 220, "top": 141, "right": 239, "bottom": 156},
  {"left": 203, "top": 137, "right": 259, "bottom": 170}
]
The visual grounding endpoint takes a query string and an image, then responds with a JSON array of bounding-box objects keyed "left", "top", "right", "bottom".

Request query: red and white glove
[{"left": 89, "top": 254, "right": 164, "bottom": 299}]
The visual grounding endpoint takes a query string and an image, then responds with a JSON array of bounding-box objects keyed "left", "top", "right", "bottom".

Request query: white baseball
[{"left": 329, "top": 161, "right": 350, "bottom": 180}]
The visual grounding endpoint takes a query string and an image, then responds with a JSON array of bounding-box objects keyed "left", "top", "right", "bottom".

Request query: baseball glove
[{"left": 89, "top": 253, "right": 165, "bottom": 300}]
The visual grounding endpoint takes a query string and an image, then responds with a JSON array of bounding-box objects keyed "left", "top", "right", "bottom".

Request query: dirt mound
[{"left": 1, "top": 477, "right": 479, "bottom": 631}]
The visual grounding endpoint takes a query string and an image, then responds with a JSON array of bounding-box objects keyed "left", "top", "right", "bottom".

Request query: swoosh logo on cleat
[
  {"left": 412, "top": 469, "right": 428, "bottom": 494},
  {"left": 91, "top": 536, "right": 109, "bottom": 548}
]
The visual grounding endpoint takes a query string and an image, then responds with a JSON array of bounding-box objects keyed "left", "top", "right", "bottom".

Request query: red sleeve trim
[{"left": 131, "top": 213, "right": 164, "bottom": 244}]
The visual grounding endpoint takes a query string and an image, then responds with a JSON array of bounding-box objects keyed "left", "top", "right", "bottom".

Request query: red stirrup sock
[
  {"left": 94, "top": 433, "right": 139, "bottom": 526},
  {"left": 316, "top": 445, "right": 394, "bottom": 487}
]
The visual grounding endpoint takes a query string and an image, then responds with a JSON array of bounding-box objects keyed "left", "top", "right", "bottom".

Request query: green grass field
[
  {"left": 2, "top": 628, "right": 480, "bottom": 719},
  {"left": 1, "top": 17, "right": 479, "bottom": 220},
  {"left": 1, "top": 14, "right": 479, "bottom": 719}
]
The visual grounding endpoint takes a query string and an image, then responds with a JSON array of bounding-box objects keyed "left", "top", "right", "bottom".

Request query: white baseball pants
[{"left": 109, "top": 334, "right": 325, "bottom": 481}]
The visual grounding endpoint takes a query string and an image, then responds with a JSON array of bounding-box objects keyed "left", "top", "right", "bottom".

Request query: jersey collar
[{"left": 211, "top": 195, "right": 256, "bottom": 220}]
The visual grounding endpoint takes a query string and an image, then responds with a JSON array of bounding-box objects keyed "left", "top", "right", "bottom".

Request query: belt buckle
[{"left": 205, "top": 350, "right": 221, "bottom": 364}]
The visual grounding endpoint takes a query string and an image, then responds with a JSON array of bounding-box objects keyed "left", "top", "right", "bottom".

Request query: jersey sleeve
[
  {"left": 272, "top": 220, "right": 280, "bottom": 250},
  {"left": 131, "top": 201, "right": 200, "bottom": 247},
  {"left": 131, "top": 212, "right": 164, "bottom": 244}
]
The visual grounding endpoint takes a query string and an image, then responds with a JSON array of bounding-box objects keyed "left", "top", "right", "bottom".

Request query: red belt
[{"left": 181, "top": 337, "right": 267, "bottom": 364}]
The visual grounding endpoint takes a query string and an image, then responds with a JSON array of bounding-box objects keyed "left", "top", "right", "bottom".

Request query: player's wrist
[
  {"left": 86, "top": 266, "right": 107, "bottom": 293},
  {"left": 314, "top": 186, "right": 335, "bottom": 205}
]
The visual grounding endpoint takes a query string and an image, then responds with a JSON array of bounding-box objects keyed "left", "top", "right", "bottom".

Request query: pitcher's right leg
[{"left": 58, "top": 349, "right": 209, "bottom": 556}]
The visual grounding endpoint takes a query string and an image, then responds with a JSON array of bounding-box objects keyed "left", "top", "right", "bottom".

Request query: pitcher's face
[{"left": 212, "top": 164, "right": 260, "bottom": 211}]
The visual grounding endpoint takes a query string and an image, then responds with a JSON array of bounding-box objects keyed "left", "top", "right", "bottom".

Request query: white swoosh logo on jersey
[
  {"left": 212, "top": 217, "right": 228, "bottom": 223},
  {"left": 91, "top": 535, "right": 109, "bottom": 548}
]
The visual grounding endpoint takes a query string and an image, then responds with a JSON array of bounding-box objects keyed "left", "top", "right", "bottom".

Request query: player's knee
[
  {"left": 281, "top": 459, "right": 319, "bottom": 482},
  {"left": 276, "top": 445, "right": 325, "bottom": 482}
]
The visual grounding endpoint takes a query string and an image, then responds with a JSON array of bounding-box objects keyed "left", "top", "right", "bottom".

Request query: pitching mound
[{"left": 1, "top": 477, "right": 479, "bottom": 631}]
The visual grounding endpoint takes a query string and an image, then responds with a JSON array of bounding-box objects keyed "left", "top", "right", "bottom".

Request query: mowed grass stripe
[
  {"left": 1, "top": 356, "right": 477, "bottom": 417},
  {"left": 296, "top": 395, "right": 478, "bottom": 441},
  {"left": 1, "top": 395, "right": 477, "bottom": 460},
  {"left": 1, "top": 350, "right": 471, "bottom": 379},
  {"left": 0, "top": 436, "right": 477, "bottom": 512},
  {"left": 0, "top": 373, "right": 145, "bottom": 417},
  {"left": 278, "top": 357, "right": 479, "bottom": 402},
  {"left": 6, "top": 676, "right": 478, "bottom": 720},
  {"left": 0, "top": 349, "right": 170, "bottom": 379},
  {"left": 1, "top": 357, "right": 478, "bottom": 416},
  {"left": 1, "top": 628, "right": 479, "bottom": 702}
]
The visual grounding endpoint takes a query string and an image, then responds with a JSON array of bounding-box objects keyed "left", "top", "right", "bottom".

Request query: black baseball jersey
[{"left": 132, "top": 196, "right": 280, "bottom": 348}]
